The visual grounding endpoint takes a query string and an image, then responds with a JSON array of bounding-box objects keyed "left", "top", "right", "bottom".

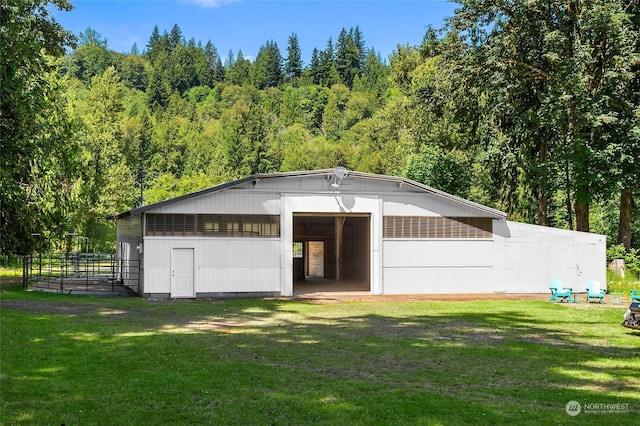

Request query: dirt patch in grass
[
  {"left": 0, "top": 276, "right": 22, "bottom": 289},
  {"left": 3, "top": 289, "right": 626, "bottom": 319},
  {"left": 0, "top": 299, "right": 104, "bottom": 315}
]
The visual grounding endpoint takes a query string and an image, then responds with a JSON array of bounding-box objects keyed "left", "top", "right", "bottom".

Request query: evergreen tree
[
  {"left": 353, "top": 26, "right": 366, "bottom": 71},
  {"left": 225, "top": 49, "right": 235, "bottom": 69},
  {"left": 78, "top": 27, "right": 108, "bottom": 48},
  {"left": 285, "top": 33, "right": 303, "bottom": 83},
  {"left": 309, "top": 48, "right": 321, "bottom": 84},
  {"left": 214, "top": 56, "right": 225, "bottom": 83},
  {"left": 146, "top": 57, "right": 171, "bottom": 109},
  {"left": 227, "top": 50, "right": 251, "bottom": 85},
  {"left": 354, "top": 49, "right": 388, "bottom": 98},
  {"left": 169, "top": 43, "right": 198, "bottom": 92},
  {"left": 204, "top": 40, "right": 225, "bottom": 83},
  {"left": 250, "top": 40, "right": 283, "bottom": 89},
  {"left": 318, "top": 37, "right": 340, "bottom": 86},
  {"left": 146, "top": 25, "right": 161, "bottom": 61},
  {"left": 194, "top": 42, "right": 213, "bottom": 87},
  {"left": 168, "top": 23, "right": 183, "bottom": 52},
  {"left": 336, "top": 27, "right": 361, "bottom": 88}
]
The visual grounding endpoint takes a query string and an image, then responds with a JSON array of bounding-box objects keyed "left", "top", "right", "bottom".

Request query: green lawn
[{"left": 1, "top": 283, "right": 638, "bottom": 425}]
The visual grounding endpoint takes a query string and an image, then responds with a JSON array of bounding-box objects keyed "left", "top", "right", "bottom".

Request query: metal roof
[{"left": 117, "top": 168, "right": 507, "bottom": 219}]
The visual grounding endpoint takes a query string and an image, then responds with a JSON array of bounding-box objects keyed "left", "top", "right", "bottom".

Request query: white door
[
  {"left": 307, "top": 241, "right": 324, "bottom": 277},
  {"left": 171, "top": 248, "right": 194, "bottom": 298}
]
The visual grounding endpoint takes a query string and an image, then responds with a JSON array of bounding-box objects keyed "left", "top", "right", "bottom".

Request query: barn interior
[{"left": 293, "top": 214, "right": 370, "bottom": 294}]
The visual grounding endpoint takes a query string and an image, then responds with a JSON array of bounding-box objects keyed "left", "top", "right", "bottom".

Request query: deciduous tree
[{"left": 1, "top": 0, "right": 77, "bottom": 254}]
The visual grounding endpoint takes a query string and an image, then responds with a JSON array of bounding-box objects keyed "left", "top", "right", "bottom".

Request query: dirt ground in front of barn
[
  {"left": 4, "top": 274, "right": 629, "bottom": 315},
  {"left": 292, "top": 289, "right": 551, "bottom": 303}
]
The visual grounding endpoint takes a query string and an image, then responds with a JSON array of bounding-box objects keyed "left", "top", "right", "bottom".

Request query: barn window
[
  {"left": 383, "top": 216, "right": 492, "bottom": 239},
  {"left": 145, "top": 214, "right": 280, "bottom": 237}
]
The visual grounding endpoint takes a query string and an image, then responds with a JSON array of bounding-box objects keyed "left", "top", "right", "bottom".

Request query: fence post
[
  {"left": 22, "top": 256, "right": 28, "bottom": 289},
  {"left": 85, "top": 253, "right": 89, "bottom": 290},
  {"left": 111, "top": 253, "right": 115, "bottom": 291},
  {"left": 60, "top": 253, "right": 64, "bottom": 293}
]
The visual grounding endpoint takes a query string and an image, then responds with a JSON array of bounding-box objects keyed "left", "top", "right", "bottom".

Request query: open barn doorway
[{"left": 293, "top": 214, "right": 370, "bottom": 295}]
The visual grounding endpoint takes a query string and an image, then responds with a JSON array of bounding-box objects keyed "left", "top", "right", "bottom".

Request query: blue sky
[{"left": 51, "top": 0, "right": 458, "bottom": 63}]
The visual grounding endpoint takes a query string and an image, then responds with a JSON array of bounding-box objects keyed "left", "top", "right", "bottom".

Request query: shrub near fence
[
  {"left": 23, "top": 253, "right": 140, "bottom": 295},
  {"left": 0, "top": 254, "right": 22, "bottom": 268}
]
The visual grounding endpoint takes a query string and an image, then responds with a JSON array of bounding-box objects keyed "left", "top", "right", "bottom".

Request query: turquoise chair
[
  {"left": 585, "top": 280, "right": 605, "bottom": 303},
  {"left": 549, "top": 279, "right": 574, "bottom": 303},
  {"left": 631, "top": 290, "right": 640, "bottom": 303}
]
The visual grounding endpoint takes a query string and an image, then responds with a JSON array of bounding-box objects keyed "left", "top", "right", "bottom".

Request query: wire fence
[{"left": 22, "top": 253, "right": 140, "bottom": 295}]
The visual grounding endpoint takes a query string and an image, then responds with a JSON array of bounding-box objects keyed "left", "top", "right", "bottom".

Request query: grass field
[{"left": 1, "top": 282, "right": 638, "bottom": 425}]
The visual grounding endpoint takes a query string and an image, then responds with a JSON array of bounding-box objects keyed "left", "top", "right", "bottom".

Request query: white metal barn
[{"left": 115, "top": 168, "right": 606, "bottom": 298}]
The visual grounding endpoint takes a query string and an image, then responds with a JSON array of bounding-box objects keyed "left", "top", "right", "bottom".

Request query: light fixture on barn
[{"left": 330, "top": 166, "right": 348, "bottom": 190}]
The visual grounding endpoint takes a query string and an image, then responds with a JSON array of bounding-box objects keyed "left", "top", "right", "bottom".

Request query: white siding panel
[
  {"left": 198, "top": 268, "right": 280, "bottom": 292},
  {"left": 383, "top": 194, "right": 487, "bottom": 217},
  {"left": 145, "top": 240, "right": 171, "bottom": 264},
  {"left": 143, "top": 237, "right": 281, "bottom": 294},
  {"left": 144, "top": 268, "right": 171, "bottom": 293},
  {"left": 383, "top": 267, "right": 494, "bottom": 294},
  {"left": 152, "top": 192, "right": 281, "bottom": 215},
  {"left": 577, "top": 241, "right": 607, "bottom": 292},
  {"left": 255, "top": 175, "right": 399, "bottom": 194},
  {"left": 383, "top": 240, "right": 493, "bottom": 267},
  {"left": 502, "top": 238, "right": 574, "bottom": 293},
  {"left": 285, "top": 193, "right": 379, "bottom": 214},
  {"left": 492, "top": 221, "right": 607, "bottom": 294}
]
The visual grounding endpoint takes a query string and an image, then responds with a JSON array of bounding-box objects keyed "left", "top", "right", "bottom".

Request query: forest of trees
[{"left": 1, "top": 0, "right": 638, "bottom": 256}]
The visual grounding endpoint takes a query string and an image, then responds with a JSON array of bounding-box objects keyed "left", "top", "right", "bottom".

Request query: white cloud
[{"left": 190, "top": 0, "right": 241, "bottom": 8}]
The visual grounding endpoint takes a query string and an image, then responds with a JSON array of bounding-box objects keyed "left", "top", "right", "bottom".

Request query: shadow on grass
[{"left": 1, "top": 292, "right": 639, "bottom": 425}]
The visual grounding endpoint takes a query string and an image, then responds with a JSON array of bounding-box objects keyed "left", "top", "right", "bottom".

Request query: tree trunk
[
  {"left": 538, "top": 190, "right": 548, "bottom": 226},
  {"left": 617, "top": 188, "right": 633, "bottom": 250},
  {"left": 537, "top": 134, "right": 548, "bottom": 226},
  {"left": 564, "top": 155, "right": 573, "bottom": 230},
  {"left": 574, "top": 199, "right": 590, "bottom": 232}
]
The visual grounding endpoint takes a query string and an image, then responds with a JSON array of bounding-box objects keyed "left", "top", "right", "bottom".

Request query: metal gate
[{"left": 22, "top": 253, "right": 140, "bottom": 295}]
